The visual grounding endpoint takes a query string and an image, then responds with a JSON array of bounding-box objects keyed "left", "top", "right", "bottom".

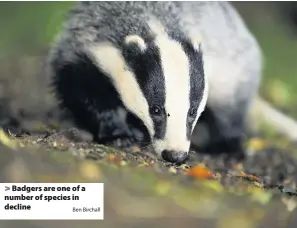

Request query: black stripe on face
[
  {"left": 179, "top": 40, "right": 205, "bottom": 140},
  {"left": 122, "top": 40, "right": 167, "bottom": 140}
]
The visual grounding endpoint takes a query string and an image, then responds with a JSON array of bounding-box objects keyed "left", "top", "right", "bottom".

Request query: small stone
[{"left": 168, "top": 166, "right": 177, "bottom": 174}]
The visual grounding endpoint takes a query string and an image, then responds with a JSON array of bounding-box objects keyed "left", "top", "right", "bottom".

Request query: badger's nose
[{"left": 161, "top": 150, "right": 188, "bottom": 163}]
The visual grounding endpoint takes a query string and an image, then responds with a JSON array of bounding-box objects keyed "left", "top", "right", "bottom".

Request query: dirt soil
[{"left": 0, "top": 52, "right": 297, "bottom": 228}]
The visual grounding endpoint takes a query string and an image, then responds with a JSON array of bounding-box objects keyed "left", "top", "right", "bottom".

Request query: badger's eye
[
  {"left": 189, "top": 108, "right": 196, "bottom": 117},
  {"left": 150, "top": 106, "right": 162, "bottom": 116}
]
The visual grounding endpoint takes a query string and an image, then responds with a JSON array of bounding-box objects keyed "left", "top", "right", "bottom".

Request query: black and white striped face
[{"left": 88, "top": 34, "right": 207, "bottom": 163}]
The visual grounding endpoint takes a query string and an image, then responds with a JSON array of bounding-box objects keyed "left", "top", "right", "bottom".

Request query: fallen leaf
[
  {"left": 185, "top": 163, "right": 215, "bottom": 179},
  {"left": 247, "top": 138, "right": 267, "bottom": 151},
  {"left": 120, "top": 160, "right": 127, "bottom": 166},
  {"left": 79, "top": 161, "right": 101, "bottom": 181},
  {"left": 168, "top": 166, "right": 177, "bottom": 174},
  {"left": 179, "top": 164, "right": 190, "bottom": 170},
  {"left": 0, "top": 129, "right": 18, "bottom": 149},
  {"left": 120, "top": 152, "right": 126, "bottom": 157},
  {"left": 253, "top": 181, "right": 264, "bottom": 188},
  {"left": 106, "top": 154, "right": 117, "bottom": 161},
  {"left": 236, "top": 172, "right": 262, "bottom": 183},
  {"left": 114, "top": 155, "right": 124, "bottom": 166}
]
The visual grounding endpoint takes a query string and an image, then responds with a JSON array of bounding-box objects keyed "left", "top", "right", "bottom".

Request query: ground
[
  {"left": 0, "top": 59, "right": 297, "bottom": 227},
  {"left": 1, "top": 119, "right": 297, "bottom": 227}
]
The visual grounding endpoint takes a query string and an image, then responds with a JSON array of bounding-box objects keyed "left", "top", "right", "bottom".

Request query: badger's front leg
[
  {"left": 191, "top": 48, "right": 262, "bottom": 159},
  {"left": 191, "top": 75, "right": 258, "bottom": 160},
  {"left": 193, "top": 103, "right": 248, "bottom": 160}
]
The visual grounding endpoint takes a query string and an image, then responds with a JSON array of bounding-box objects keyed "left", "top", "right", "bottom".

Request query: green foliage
[
  {"left": 244, "top": 14, "right": 297, "bottom": 113},
  {"left": 0, "top": 2, "right": 73, "bottom": 55}
]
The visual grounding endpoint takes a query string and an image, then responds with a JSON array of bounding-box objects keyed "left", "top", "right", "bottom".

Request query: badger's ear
[{"left": 123, "top": 35, "right": 147, "bottom": 55}]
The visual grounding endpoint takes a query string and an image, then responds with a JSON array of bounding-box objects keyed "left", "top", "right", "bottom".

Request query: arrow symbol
[{"left": 5, "top": 186, "right": 10, "bottom": 191}]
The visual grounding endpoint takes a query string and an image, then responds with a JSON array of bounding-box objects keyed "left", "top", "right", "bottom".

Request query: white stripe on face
[
  {"left": 153, "top": 35, "right": 192, "bottom": 155},
  {"left": 188, "top": 38, "right": 209, "bottom": 131},
  {"left": 193, "top": 71, "right": 208, "bottom": 132},
  {"left": 87, "top": 42, "right": 155, "bottom": 138}
]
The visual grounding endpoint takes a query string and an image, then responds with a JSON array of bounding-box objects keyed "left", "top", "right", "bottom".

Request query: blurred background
[{"left": 0, "top": 1, "right": 297, "bottom": 133}]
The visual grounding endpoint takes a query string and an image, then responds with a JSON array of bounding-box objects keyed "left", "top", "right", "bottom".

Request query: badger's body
[{"left": 49, "top": 1, "right": 262, "bottom": 163}]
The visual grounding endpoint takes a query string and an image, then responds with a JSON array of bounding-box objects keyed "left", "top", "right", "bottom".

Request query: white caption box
[{"left": 0, "top": 183, "right": 104, "bottom": 220}]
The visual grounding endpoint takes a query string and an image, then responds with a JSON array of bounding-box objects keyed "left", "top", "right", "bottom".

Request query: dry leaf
[
  {"left": 185, "top": 163, "right": 215, "bottom": 179},
  {"left": 247, "top": 138, "right": 267, "bottom": 151},
  {"left": 236, "top": 171, "right": 262, "bottom": 183},
  {"left": 168, "top": 166, "right": 177, "bottom": 174},
  {"left": 106, "top": 154, "right": 117, "bottom": 161},
  {"left": 0, "top": 129, "right": 18, "bottom": 149},
  {"left": 79, "top": 162, "right": 101, "bottom": 181}
]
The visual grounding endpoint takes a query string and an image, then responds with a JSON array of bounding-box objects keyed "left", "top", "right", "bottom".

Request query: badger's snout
[{"left": 161, "top": 150, "right": 188, "bottom": 163}]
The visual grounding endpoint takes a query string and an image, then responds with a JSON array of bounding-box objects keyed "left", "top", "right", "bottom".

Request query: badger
[{"left": 48, "top": 1, "right": 295, "bottom": 163}]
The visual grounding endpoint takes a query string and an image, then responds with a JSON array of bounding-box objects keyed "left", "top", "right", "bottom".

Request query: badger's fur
[{"left": 49, "top": 1, "right": 262, "bottom": 163}]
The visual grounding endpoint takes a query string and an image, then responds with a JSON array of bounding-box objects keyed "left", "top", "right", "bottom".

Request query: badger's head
[{"left": 88, "top": 33, "right": 208, "bottom": 163}]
